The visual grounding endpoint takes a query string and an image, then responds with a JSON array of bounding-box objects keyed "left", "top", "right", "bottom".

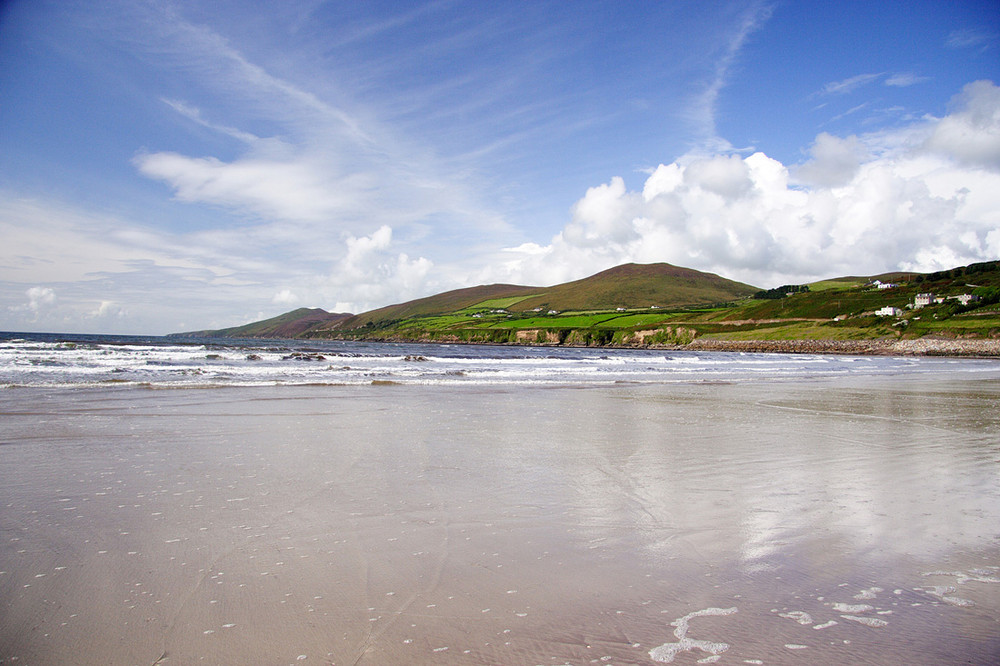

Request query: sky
[{"left": 1, "top": 0, "right": 998, "bottom": 335}]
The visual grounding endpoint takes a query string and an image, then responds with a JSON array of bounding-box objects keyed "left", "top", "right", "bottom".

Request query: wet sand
[{"left": 2, "top": 376, "right": 999, "bottom": 664}]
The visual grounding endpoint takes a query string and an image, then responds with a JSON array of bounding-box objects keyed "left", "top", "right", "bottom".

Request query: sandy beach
[{"left": 2, "top": 374, "right": 999, "bottom": 664}]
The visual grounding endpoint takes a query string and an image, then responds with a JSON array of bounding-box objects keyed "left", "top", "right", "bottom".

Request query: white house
[
  {"left": 875, "top": 306, "right": 903, "bottom": 317},
  {"left": 948, "top": 294, "right": 979, "bottom": 306},
  {"left": 913, "top": 293, "right": 935, "bottom": 308}
]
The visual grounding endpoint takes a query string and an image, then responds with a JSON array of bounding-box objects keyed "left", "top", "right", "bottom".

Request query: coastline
[
  {"left": 313, "top": 332, "right": 1000, "bottom": 357},
  {"left": 683, "top": 336, "right": 1000, "bottom": 357}
]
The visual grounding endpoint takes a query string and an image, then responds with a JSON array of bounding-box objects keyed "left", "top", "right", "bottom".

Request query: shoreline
[
  {"left": 683, "top": 336, "right": 1000, "bottom": 357},
  {"left": 308, "top": 333, "right": 1000, "bottom": 358}
]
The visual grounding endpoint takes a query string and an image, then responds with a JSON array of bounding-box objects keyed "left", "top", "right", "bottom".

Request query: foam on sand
[
  {"left": 649, "top": 607, "right": 737, "bottom": 663},
  {"left": 778, "top": 610, "right": 813, "bottom": 625}
]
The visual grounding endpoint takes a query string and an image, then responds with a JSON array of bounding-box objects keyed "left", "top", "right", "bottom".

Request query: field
[
  {"left": 194, "top": 260, "right": 1000, "bottom": 350},
  {"left": 324, "top": 262, "right": 1000, "bottom": 348}
]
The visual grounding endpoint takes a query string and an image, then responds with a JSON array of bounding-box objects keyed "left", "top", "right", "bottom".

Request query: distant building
[
  {"left": 876, "top": 281, "right": 897, "bottom": 289},
  {"left": 913, "top": 293, "right": 935, "bottom": 308},
  {"left": 875, "top": 306, "right": 903, "bottom": 317},
  {"left": 949, "top": 294, "right": 979, "bottom": 306}
]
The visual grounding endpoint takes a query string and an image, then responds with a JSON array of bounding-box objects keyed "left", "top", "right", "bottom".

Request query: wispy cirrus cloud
[
  {"left": 946, "top": 27, "right": 997, "bottom": 50},
  {"left": 818, "top": 71, "right": 930, "bottom": 97},
  {"left": 160, "top": 98, "right": 261, "bottom": 144},
  {"left": 128, "top": 3, "right": 511, "bottom": 245},
  {"left": 884, "top": 72, "right": 930, "bottom": 88},
  {"left": 684, "top": 2, "right": 774, "bottom": 148},
  {"left": 820, "top": 73, "right": 884, "bottom": 96}
]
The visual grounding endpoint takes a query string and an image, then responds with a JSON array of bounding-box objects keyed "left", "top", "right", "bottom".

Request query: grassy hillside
[
  {"left": 180, "top": 308, "right": 352, "bottom": 339},
  {"left": 181, "top": 260, "right": 1000, "bottom": 350},
  {"left": 502, "top": 263, "right": 758, "bottom": 312},
  {"left": 331, "top": 284, "right": 534, "bottom": 330},
  {"left": 307, "top": 263, "right": 756, "bottom": 334}
]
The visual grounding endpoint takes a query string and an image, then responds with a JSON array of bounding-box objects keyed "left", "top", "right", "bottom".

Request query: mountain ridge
[
  {"left": 174, "top": 259, "right": 1000, "bottom": 353},
  {"left": 179, "top": 262, "right": 759, "bottom": 338}
]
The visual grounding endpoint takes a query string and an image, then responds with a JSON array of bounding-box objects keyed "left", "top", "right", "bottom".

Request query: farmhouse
[
  {"left": 875, "top": 306, "right": 903, "bottom": 317},
  {"left": 948, "top": 294, "right": 979, "bottom": 306}
]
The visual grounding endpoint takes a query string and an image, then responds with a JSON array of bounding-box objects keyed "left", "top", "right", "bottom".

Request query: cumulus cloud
[
  {"left": 489, "top": 81, "right": 1000, "bottom": 289},
  {"left": 272, "top": 289, "right": 299, "bottom": 306},
  {"left": 89, "top": 300, "right": 127, "bottom": 319},
  {"left": 924, "top": 80, "right": 1000, "bottom": 171},
  {"left": 796, "top": 133, "right": 868, "bottom": 187},
  {"left": 684, "top": 154, "right": 753, "bottom": 199},
  {"left": 311, "top": 225, "right": 434, "bottom": 312},
  {"left": 26, "top": 286, "right": 56, "bottom": 311},
  {"left": 7, "top": 287, "right": 57, "bottom": 321}
]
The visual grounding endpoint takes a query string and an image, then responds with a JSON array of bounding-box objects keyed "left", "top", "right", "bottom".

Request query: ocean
[
  {"left": 1, "top": 332, "right": 999, "bottom": 664},
  {"left": 3, "top": 331, "right": 998, "bottom": 389}
]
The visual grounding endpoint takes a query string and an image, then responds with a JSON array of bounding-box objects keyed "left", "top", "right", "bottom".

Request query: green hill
[
  {"left": 176, "top": 260, "right": 1000, "bottom": 352},
  {"left": 333, "top": 283, "right": 535, "bottom": 329},
  {"left": 178, "top": 307, "right": 352, "bottom": 339},
  {"left": 509, "top": 262, "right": 758, "bottom": 312},
  {"left": 318, "top": 262, "right": 757, "bottom": 332}
]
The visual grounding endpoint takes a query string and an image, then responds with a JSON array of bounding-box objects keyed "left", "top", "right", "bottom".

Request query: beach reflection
[
  {"left": 552, "top": 382, "right": 1000, "bottom": 568},
  {"left": 1, "top": 376, "right": 998, "bottom": 664}
]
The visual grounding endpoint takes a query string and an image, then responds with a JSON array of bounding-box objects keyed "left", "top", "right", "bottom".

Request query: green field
[
  {"left": 198, "top": 260, "right": 1000, "bottom": 348},
  {"left": 460, "top": 295, "right": 539, "bottom": 312},
  {"left": 351, "top": 263, "right": 1000, "bottom": 346}
]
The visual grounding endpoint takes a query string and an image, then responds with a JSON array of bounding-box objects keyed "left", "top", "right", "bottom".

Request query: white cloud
[
  {"left": 924, "top": 80, "right": 1000, "bottom": 171},
  {"left": 946, "top": 28, "right": 997, "bottom": 50},
  {"left": 160, "top": 98, "right": 260, "bottom": 144},
  {"left": 309, "top": 225, "right": 434, "bottom": 313},
  {"left": 272, "top": 290, "right": 299, "bottom": 306},
  {"left": 26, "top": 286, "right": 56, "bottom": 311},
  {"left": 0, "top": 191, "right": 446, "bottom": 332},
  {"left": 6, "top": 286, "right": 57, "bottom": 323},
  {"left": 487, "top": 81, "right": 1000, "bottom": 289},
  {"left": 684, "top": 154, "right": 753, "bottom": 199},
  {"left": 821, "top": 73, "right": 883, "bottom": 96},
  {"left": 134, "top": 151, "right": 374, "bottom": 223},
  {"left": 89, "top": 300, "right": 127, "bottom": 319},
  {"left": 885, "top": 72, "right": 930, "bottom": 88},
  {"left": 796, "top": 133, "right": 868, "bottom": 187}
]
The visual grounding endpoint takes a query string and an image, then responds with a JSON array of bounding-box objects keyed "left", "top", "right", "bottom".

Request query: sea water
[
  {"left": 1, "top": 332, "right": 998, "bottom": 664},
  {"left": 2, "top": 331, "right": 996, "bottom": 388}
]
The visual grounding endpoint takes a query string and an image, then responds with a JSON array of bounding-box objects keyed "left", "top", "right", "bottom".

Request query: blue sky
[{"left": 1, "top": 0, "right": 998, "bottom": 334}]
